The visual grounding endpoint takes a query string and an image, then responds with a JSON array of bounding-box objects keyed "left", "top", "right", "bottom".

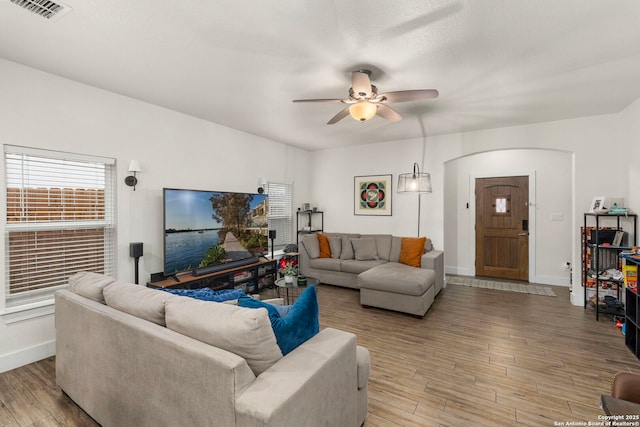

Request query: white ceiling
[{"left": 2, "top": 0, "right": 640, "bottom": 151}]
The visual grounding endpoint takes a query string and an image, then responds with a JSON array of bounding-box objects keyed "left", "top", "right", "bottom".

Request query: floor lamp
[{"left": 398, "top": 163, "right": 432, "bottom": 236}]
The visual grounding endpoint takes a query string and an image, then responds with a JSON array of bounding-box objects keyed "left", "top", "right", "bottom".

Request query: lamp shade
[
  {"left": 128, "top": 160, "right": 141, "bottom": 173},
  {"left": 349, "top": 100, "right": 377, "bottom": 122},
  {"left": 397, "top": 163, "right": 432, "bottom": 193}
]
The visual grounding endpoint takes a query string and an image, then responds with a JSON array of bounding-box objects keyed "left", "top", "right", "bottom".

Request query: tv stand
[
  {"left": 192, "top": 257, "right": 259, "bottom": 276},
  {"left": 148, "top": 258, "right": 277, "bottom": 293}
]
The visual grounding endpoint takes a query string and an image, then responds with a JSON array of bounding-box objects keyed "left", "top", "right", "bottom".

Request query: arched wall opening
[{"left": 443, "top": 148, "right": 574, "bottom": 286}]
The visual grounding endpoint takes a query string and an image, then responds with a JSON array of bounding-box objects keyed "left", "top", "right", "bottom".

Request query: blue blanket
[{"left": 157, "top": 287, "right": 246, "bottom": 302}]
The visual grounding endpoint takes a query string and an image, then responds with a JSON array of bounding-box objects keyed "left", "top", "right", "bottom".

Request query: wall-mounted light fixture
[
  {"left": 125, "top": 160, "right": 141, "bottom": 191},
  {"left": 257, "top": 178, "right": 267, "bottom": 194},
  {"left": 398, "top": 162, "right": 432, "bottom": 236}
]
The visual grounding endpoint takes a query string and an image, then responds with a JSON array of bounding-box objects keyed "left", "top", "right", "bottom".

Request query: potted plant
[{"left": 280, "top": 260, "right": 298, "bottom": 283}]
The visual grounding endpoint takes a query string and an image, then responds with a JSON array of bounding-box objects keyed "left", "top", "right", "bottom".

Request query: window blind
[
  {"left": 4, "top": 145, "right": 116, "bottom": 308},
  {"left": 266, "top": 181, "right": 292, "bottom": 250}
]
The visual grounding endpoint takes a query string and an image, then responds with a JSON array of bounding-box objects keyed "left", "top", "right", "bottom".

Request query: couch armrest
[
  {"left": 235, "top": 328, "right": 359, "bottom": 427},
  {"left": 421, "top": 249, "right": 444, "bottom": 294}
]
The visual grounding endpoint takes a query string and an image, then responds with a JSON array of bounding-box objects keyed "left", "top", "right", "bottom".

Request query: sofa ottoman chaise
[
  {"left": 299, "top": 233, "right": 444, "bottom": 317},
  {"left": 359, "top": 262, "right": 436, "bottom": 317}
]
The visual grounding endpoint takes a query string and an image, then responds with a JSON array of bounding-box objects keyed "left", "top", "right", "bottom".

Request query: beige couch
[
  {"left": 299, "top": 233, "right": 444, "bottom": 316},
  {"left": 56, "top": 272, "right": 370, "bottom": 427}
]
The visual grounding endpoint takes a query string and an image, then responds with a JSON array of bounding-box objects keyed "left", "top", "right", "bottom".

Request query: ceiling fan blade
[
  {"left": 379, "top": 89, "right": 439, "bottom": 103},
  {"left": 327, "top": 107, "right": 351, "bottom": 124},
  {"left": 376, "top": 104, "right": 403, "bottom": 122},
  {"left": 292, "top": 98, "right": 344, "bottom": 103},
  {"left": 351, "top": 71, "right": 372, "bottom": 98}
]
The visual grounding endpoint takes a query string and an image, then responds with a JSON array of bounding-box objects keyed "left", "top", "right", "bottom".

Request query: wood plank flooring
[{"left": 1, "top": 281, "right": 639, "bottom": 426}]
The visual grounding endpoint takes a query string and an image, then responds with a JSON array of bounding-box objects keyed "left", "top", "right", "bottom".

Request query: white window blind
[
  {"left": 4, "top": 145, "right": 116, "bottom": 308},
  {"left": 267, "top": 181, "right": 292, "bottom": 250}
]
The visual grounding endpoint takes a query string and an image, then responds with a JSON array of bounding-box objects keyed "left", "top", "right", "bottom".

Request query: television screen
[{"left": 163, "top": 188, "right": 269, "bottom": 275}]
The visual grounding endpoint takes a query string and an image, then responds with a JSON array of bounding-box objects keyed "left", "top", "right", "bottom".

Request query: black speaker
[
  {"left": 130, "top": 242, "right": 143, "bottom": 258},
  {"left": 268, "top": 230, "right": 276, "bottom": 239},
  {"left": 150, "top": 272, "right": 164, "bottom": 283}
]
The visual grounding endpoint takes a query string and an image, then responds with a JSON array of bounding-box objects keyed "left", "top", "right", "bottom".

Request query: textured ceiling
[{"left": 1, "top": 0, "right": 640, "bottom": 150}]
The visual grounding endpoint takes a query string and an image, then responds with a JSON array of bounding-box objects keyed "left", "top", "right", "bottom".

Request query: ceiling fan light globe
[{"left": 349, "top": 100, "right": 377, "bottom": 122}]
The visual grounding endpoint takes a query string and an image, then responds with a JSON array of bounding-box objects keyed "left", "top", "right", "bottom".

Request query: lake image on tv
[{"left": 165, "top": 230, "right": 220, "bottom": 273}]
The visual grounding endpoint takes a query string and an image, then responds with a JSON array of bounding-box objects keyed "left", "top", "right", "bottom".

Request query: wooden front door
[{"left": 475, "top": 176, "right": 529, "bottom": 281}]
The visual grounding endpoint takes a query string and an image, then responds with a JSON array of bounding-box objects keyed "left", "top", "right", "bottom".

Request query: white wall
[
  {"left": 444, "top": 149, "right": 573, "bottom": 285},
  {"left": 620, "top": 97, "right": 640, "bottom": 212},
  {"left": 0, "top": 58, "right": 311, "bottom": 372},
  {"left": 2, "top": 54, "right": 639, "bottom": 371},
  {"left": 310, "top": 110, "right": 637, "bottom": 306}
]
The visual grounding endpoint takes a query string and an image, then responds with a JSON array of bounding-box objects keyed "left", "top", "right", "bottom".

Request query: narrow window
[
  {"left": 495, "top": 197, "right": 508, "bottom": 213},
  {"left": 266, "top": 181, "right": 293, "bottom": 251}
]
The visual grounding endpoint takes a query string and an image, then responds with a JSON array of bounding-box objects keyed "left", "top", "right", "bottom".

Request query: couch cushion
[
  {"left": 68, "top": 271, "right": 116, "bottom": 304},
  {"left": 399, "top": 237, "right": 427, "bottom": 267},
  {"left": 104, "top": 281, "right": 180, "bottom": 326},
  {"left": 351, "top": 238, "right": 378, "bottom": 261},
  {"left": 358, "top": 263, "right": 435, "bottom": 296},
  {"left": 341, "top": 259, "right": 387, "bottom": 274},
  {"left": 424, "top": 237, "right": 433, "bottom": 252},
  {"left": 361, "top": 234, "right": 393, "bottom": 261},
  {"left": 309, "top": 257, "right": 342, "bottom": 272},
  {"left": 340, "top": 236, "right": 355, "bottom": 260},
  {"left": 302, "top": 234, "right": 320, "bottom": 259},
  {"left": 317, "top": 233, "right": 331, "bottom": 258},
  {"left": 389, "top": 236, "right": 403, "bottom": 262},
  {"left": 328, "top": 236, "right": 342, "bottom": 259},
  {"left": 238, "top": 286, "right": 319, "bottom": 355},
  {"left": 165, "top": 298, "right": 283, "bottom": 376}
]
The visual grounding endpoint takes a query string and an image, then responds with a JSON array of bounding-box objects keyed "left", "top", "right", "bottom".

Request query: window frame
[
  {"left": 266, "top": 181, "right": 293, "bottom": 253},
  {"left": 1, "top": 145, "right": 116, "bottom": 317}
]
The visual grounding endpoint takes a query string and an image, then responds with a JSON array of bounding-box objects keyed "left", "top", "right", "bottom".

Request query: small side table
[{"left": 274, "top": 276, "right": 319, "bottom": 305}]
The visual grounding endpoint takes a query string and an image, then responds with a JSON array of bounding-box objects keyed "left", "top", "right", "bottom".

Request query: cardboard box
[{"left": 624, "top": 263, "right": 638, "bottom": 289}]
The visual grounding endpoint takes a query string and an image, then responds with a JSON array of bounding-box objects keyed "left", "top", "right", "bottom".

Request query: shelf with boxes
[
  {"left": 622, "top": 253, "right": 640, "bottom": 360},
  {"left": 582, "top": 212, "right": 637, "bottom": 320}
]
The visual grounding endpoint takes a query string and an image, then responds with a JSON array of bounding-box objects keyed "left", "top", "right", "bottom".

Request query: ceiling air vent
[{"left": 10, "top": 0, "right": 72, "bottom": 22}]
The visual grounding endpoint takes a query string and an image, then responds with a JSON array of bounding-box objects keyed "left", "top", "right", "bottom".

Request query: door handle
[{"left": 517, "top": 232, "right": 528, "bottom": 236}]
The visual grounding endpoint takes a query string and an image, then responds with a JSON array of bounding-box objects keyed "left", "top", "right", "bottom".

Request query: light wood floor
[{"left": 1, "top": 281, "right": 639, "bottom": 426}]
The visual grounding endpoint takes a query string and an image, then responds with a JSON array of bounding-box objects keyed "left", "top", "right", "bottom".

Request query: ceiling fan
[{"left": 292, "top": 69, "right": 439, "bottom": 124}]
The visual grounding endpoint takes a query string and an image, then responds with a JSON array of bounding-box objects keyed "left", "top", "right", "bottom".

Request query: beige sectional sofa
[
  {"left": 299, "top": 233, "right": 444, "bottom": 316},
  {"left": 56, "top": 272, "right": 370, "bottom": 427}
]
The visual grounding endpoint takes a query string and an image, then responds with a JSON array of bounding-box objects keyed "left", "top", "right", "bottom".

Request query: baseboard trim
[
  {"left": 532, "top": 275, "right": 570, "bottom": 287},
  {"left": 0, "top": 340, "right": 55, "bottom": 374},
  {"left": 445, "top": 266, "right": 473, "bottom": 276}
]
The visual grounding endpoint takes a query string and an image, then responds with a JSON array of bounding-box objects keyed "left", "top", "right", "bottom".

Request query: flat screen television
[{"left": 163, "top": 188, "right": 269, "bottom": 276}]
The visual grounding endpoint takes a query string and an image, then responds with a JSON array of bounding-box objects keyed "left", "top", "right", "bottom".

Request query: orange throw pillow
[
  {"left": 399, "top": 237, "right": 426, "bottom": 267},
  {"left": 317, "top": 233, "right": 331, "bottom": 258}
]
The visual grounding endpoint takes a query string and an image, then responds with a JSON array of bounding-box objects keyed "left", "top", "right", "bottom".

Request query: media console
[{"left": 148, "top": 257, "right": 277, "bottom": 293}]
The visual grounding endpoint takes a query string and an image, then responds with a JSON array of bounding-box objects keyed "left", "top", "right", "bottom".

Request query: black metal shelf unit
[
  {"left": 582, "top": 213, "right": 637, "bottom": 320},
  {"left": 296, "top": 210, "right": 324, "bottom": 245}
]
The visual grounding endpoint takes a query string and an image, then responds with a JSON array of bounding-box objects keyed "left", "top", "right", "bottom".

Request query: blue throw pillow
[{"left": 238, "top": 286, "right": 319, "bottom": 355}]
